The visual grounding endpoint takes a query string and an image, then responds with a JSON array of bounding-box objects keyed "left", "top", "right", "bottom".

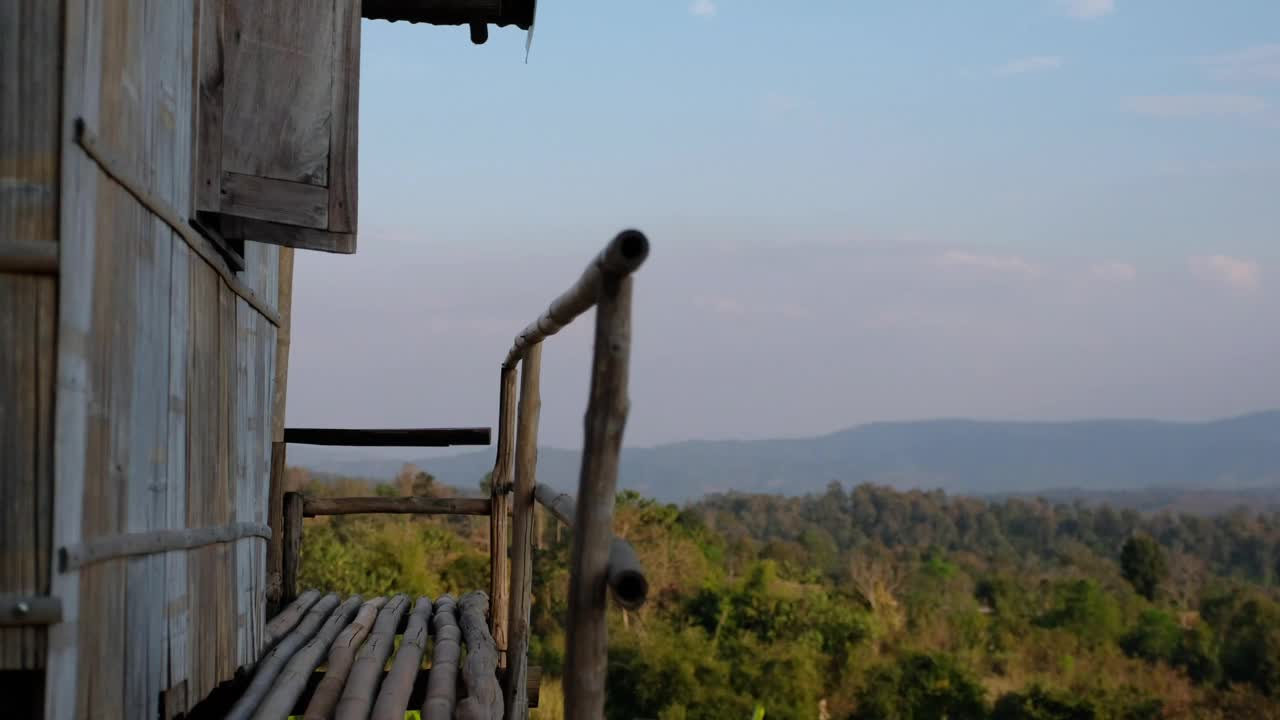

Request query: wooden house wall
[{"left": 40, "top": 2, "right": 282, "bottom": 718}]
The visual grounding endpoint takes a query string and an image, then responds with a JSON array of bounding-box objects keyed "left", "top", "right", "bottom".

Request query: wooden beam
[
  {"left": 489, "top": 366, "right": 517, "bottom": 667},
  {"left": 504, "top": 344, "right": 541, "bottom": 720},
  {"left": 0, "top": 596, "right": 62, "bottom": 627},
  {"left": 283, "top": 426, "right": 491, "bottom": 447},
  {"left": 532, "top": 484, "right": 649, "bottom": 611},
  {"left": 564, "top": 272, "right": 636, "bottom": 720},
  {"left": 362, "top": 0, "right": 535, "bottom": 29},
  {"left": 282, "top": 493, "right": 304, "bottom": 605},
  {"left": 0, "top": 240, "right": 58, "bottom": 274},
  {"left": 58, "top": 522, "right": 271, "bottom": 571},
  {"left": 503, "top": 230, "right": 649, "bottom": 369},
  {"left": 302, "top": 496, "right": 491, "bottom": 518}
]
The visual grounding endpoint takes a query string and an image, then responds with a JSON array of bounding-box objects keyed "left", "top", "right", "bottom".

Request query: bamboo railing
[{"left": 492, "top": 229, "right": 651, "bottom": 720}]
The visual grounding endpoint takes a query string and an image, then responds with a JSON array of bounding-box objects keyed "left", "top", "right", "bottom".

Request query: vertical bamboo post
[
  {"left": 504, "top": 343, "right": 542, "bottom": 720},
  {"left": 282, "top": 491, "right": 304, "bottom": 605},
  {"left": 564, "top": 273, "right": 634, "bottom": 720},
  {"left": 489, "top": 366, "right": 517, "bottom": 668}
]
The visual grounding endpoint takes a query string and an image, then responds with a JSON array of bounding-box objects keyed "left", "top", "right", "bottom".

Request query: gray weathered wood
[
  {"left": 564, "top": 272, "right": 637, "bottom": 720},
  {"left": 371, "top": 597, "right": 433, "bottom": 720},
  {"left": 504, "top": 344, "right": 542, "bottom": 720},
  {"left": 0, "top": 596, "right": 62, "bottom": 627},
  {"left": 303, "top": 495, "right": 491, "bottom": 517},
  {"left": 335, "top": 593, "right": 410, "bottom": 720},
  {"left": 303, "top": 596, "right": 387, "bottom": 720},
  {"left": 195, "top": 0, "right": 224, "bottom": 213},
  {"left": 60, "top": 523, "right": 272, "bottom": 571},
  {"left": 267, "top": 247, "right": 294, "bottom": 607},
  {"left": 250, "top": 595, "right": 364, "bottom": 720},
  {"left": 282, "top": 492, "right": 304, "bottom": 605},
  {"left": 458, "top": 591, "right": 504, "bottom": 720},
  {"left": 503, "top": 230, "right": 648, "bottom": 369},
  {"left": 220, "top": 172, "right": 330, "bottom": 229},
  {"left": 0, "top": 240, "right": 58, "bottom": 274},
  {"left": 328, "top": 0, "right": 360, "bottom": 235},
  {"left": 488, "top": 366, "right": 517, "bottom": 666},
  {"left": 284, "top": 426, "right": 491, "bottom": 447},
  {"left": 224, "top": 592, "right": 341, "bottom": 720},
  {"left": 423, "top": 594, "right": 461, "bottom": 720},
  {"left": 533, "top": 485, "right": 649, "bottom": 611},
  {"left": 262, "top": 589, "right": 322, "bottom": 656},
  {"left": 220, "top": 214, "right": 356, "bottom": 254}
]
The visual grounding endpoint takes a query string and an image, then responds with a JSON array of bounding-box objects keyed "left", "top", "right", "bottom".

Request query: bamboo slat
[
  {"left": 533, "top": 484, "right": 649, "bottom": 610},
  {"left": 303, "top": 596, "right": 387, "bottom": 720},
  {"left": 457, "top": 591, "right": 503, "bottom": 720},
  {"left": 422, "top": 594, "right": 460, "bottom": 720},
  {"left": 371, "top": 597, "right": 433, "bottom": 720},
  {"left": 262, "top": 589, "right": 322, "bottom": 655},
  {"left": 224, "top": 592, "right": 341, "bottom": 720},
  {"left": 334, "top": 594, "right": 409, "bottom": 720},
  {"left": 250, "top": 595, "right": 364, "bottom": 720}
]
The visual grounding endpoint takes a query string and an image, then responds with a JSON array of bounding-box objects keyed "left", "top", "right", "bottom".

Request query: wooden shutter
[{"left": 196, "top": 0, "right": 360, "bottom": 253}]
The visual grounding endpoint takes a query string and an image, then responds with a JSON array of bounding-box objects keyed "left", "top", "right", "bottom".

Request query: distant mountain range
[{"left": 289, "top": 411, "right": 1280, "bottom": 504}]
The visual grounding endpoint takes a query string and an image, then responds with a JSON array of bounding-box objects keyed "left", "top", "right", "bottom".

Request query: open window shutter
[{"left": 196, "top": 0, "right": 359, "bottom": 254}]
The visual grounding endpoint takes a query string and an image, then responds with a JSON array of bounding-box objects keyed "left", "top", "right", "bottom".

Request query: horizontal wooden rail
[
  {"left": 1, "top": 596, "right": 63, "bottom": 627},
  {"left": 60, "top": 522, "right": 271, "bottom": 571},
  {"left": 0, "top": 239, "right": 58, "bottom": 274},
  {"left": 533, "top": 484, "right": 649, "bottom": 611},
  {"left": 303, "top": 496, "right": 492, "bottom": 517},
  {"left": 502, "top": 230, "right": 649, "bottom": 369},
  {"left": 284, "top": 427, "right": 491, "bottom": 447}
]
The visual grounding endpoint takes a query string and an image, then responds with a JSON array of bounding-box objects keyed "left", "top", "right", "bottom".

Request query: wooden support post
[
  {"left": 266, "top": 441, "right": 286, "bottom": 610},
  {"left": 372, "top": 596, "right": 433, "bottom": 720},
  {"left": 489, "top": 366, "right": 517, "bottom": 668},
  {"left": 282, "top": 492, "right": 304, "bottom": 606},
  {"left": 504, "top": 344, "right": 542, "bottom": 720},
  {"left": 564, "top": 273, "right": 635, "bottom": 720},
  {"left": 267, "top": 247, "right": 294, "bottom": 612}
]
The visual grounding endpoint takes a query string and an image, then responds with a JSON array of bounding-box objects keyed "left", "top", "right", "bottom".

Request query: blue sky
[{"left": 289, "top": 1, "right": 1279, "bottom": 449}]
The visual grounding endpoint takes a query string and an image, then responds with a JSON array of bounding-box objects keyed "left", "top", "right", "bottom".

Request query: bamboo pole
[
  {"left": 224, "top": 592, "right": 342, "bottom": 720},
  {"left": 261, "top": 589, "right": 321, "bottom": 655},
  {"left": 502, "top": 230, "right": 649, "bottom": 370},
  {"left": 489, "top": 365, "right": 517, "bottom": 667},
  {"left": 335, "top": 594, "right": 410, "bottom": 720},
  {"left": 457, "top": 591, "right": 504, "bottom": 720},
  {"left": 282, "top": 492, "right": 304, "bottom": 604},
  {"left": 504, "top": 343, "right": 542, "bottom": 720},
  {"left": 423, "top": 594, "right": 461, "bottom": 720},
  {"left": 563, "top": 272, "right": 635, "bottom": 720},
  {"left": 303, "top": 596, "right": 388, "bottom": 720},
  {"left": 302, "top": 495, "right": 491, "bottom": 517},
  {"left": 371, "top": 597, "right": 433, "bottom": 720},
  {"left": 533, "top": 484, "right": 649, "bottom": 611},
  {"left": 250, "top": 595, "right": 364, "bottom": 720}
]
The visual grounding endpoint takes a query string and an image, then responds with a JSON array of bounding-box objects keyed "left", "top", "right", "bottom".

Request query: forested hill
[{"left": 292, "top": 411, "right": 1280, "bottom": 502}]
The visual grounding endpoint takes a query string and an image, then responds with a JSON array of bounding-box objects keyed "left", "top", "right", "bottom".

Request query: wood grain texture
[
  {"left": 371, "top": 596, "right": 433, "bottom": 720},
  {"left": 303, "top": 495, "right": 491, "bottom": 517},
  {"left": 220, "top": 214, "right": 356, "bottom": 254},
  {"left": 335, "top": 594, "right": 410, "bottom": 720},
  {"left": 0, "top": 0, "right": 58, "bottom": 674},
  {"left": 489, "top": 367, "right": 517, "bottom": 666},
  {"left": 220, "top": 171, "right": 329, "bottom": 229},
  {"left": 303, "top": 596, "right": 387, "bottom": 720},
  {"left": 267, "top": 247, "right": 294, "bottom": 604},
  {"left": 282, "top": 492, "right": 304, "bottom": 605},
  {"left": 564, "top": 274, "right": 636, "bottom": 720},
  {"left": 423, "top": 594, "right": 461, "bottom": 720},
  {"left": 505, "top": 345, "right": 542, "bottom": 720},
  {"left": 194, "top": 0, "right": 224, "bottom": 213},
  {"left": 285, "top": 426, "right": 491, "bottom": 447},
  {"left": 327, "top": 0, "right": 359, "bottom": 235},
  {"left": 458, "top": 591, "right": 504, "bottom": 720},
  {"left": 250, "top": 595, "right": 363, "bottom": 720},
  {"left": 223, "top": 592, "right": 341, "bottom": 720},
  {"left": 222, "top": 0, "right": 333, "bottom": 185},
  {"left": 61, "top": 523, "right": 272, "bottom": 570}
]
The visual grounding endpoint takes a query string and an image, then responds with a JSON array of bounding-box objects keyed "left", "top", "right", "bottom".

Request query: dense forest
[{"left": 290, "top": 466, "right": 1280, "bottom": 720}]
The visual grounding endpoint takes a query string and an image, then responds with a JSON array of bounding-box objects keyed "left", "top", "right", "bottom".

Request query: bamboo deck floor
[{"left": 211, "top": 590, "right": 535, "bottom": 720}]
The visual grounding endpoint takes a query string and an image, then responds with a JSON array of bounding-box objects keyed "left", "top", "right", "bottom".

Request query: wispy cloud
[
  {"left": 996, "top": 56, "right": 1065, "bottom": 76},
  {"left": 693, "top": 294, "right": 809, "bottom": 319},
  {"left": 1190, "top": 255, "right": 1261, "bottom": 293},
  {"left": 689, "top": 0, "right": 717, "bottom": 18},
  {"left": 1122, "top": 94, "right": 1268, "bottom": 118},
  {"left": 693, "top": 294, "right": 744, "bottom": 314},
  {"left": 935, "top": 251, "right": 1041, "bottom": 277},
  {"left": 1091, "top": 261, "right": 1138, "bottom": 282},
  {"left": 1061, "top": 0, "right": 1115, "bottom": 20},
  {"left": 1196, "top": 44, "right": 1280, "bottom": 83}
]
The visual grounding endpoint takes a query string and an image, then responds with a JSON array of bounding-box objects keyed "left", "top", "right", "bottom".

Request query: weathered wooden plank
[
  {"left": 458, "top": 591, "right": 503, "bottom": 720},
  {"left": 327, "top": 0, "right": 360, "bottom": 234},
  {"left": 371, "top": 597, "right": 433, "bottom": 720},
  {"left": 217, "top": 280, "right": 237, "bottom": 683},
  {"left": 302, "top": 495, "right": 492, "bottom": 517},
  {"left": 284, "top": 426, "right": 491, "bottom": 447},
  {"left": 488, "top": 367, "right": 517, "bottom": 665},
  {"left": 220, "top": 214, "right": 356, "bottom": 254},
  {"left": 503, "top": 230, "right": 649, "bottom": 369},
  {"left": 250, "top": 595, "right": 364, "bottom": 720},
  {"left": 504, "top": 345, "right": 542, "bottom": 720},
  {"left": 564, "top": 273, "right": 637, "bottom": 720},
  {"left": 222, "top": 0, "right": 334, "bottom": 185},
  {"left": 194, "top": 0, "right": 224, "bottom": 213},
  {"left": 223, "top": 592, "right": 342, "bottom": 720},
  {"left": 303, "top": 596, "right": 387, "bottom": 720},
  {"left": 422, "top": 594, "right": 461, "bottom": 720},
  {"left": 220, "top": 172, "right": 329, "bottom": 229},
  {"left": 335, "top": 594, "right": 410, "bottom": 720},
  {"left": 165, "top": 240, "right": 192, "bottom": 719},
  {"left": 0, "top": 240, "right": 59, "bottom": 274},
  {"left": 282, "top": 492, "right": 304, "bottom": 605},
  {"left": 267, "top": 247, "right": 293, "bottom": 604}
]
